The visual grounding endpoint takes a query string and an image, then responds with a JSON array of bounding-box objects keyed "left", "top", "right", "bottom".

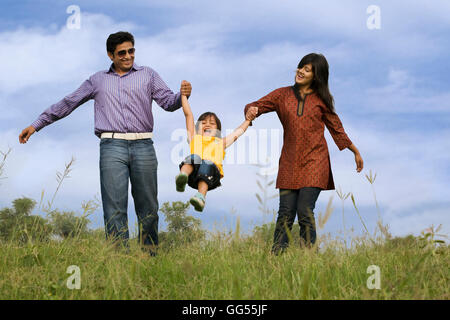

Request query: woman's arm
[
  {"left": 243, "top": 88, "right": 282, "bottom": 126},
  {"left": 347, "top": 143, "right": 364, "bottom": 173},
  {"left": 181, "top": 93, "right": 195, "bottom": 143},
  {"left": 223, "top": 107, "right": 258, "bottom": 149},
  {"left": 322, "top": 107, "right": 363, "bottom": 173},
  {"left": 322, "top": 107, "right": 353, "bottom": 151}
]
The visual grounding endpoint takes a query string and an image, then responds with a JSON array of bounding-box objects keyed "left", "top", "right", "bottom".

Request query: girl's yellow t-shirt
[{"left": 190, "top": 134, "right": 225, "bottom": 177}]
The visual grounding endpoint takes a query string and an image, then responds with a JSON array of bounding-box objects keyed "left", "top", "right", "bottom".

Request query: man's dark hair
[{"left": 106, "top": 31, "right": 135, "bottom": 54}]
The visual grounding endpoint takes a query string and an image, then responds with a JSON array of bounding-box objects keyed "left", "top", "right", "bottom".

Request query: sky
[{"left": 0, "top": 0, "right": 449, "bottom": 239}]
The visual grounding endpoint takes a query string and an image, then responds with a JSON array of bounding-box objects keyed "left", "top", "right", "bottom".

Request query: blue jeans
[
  {"left": 272, "top": 187, "right": 321, "bottom": 253},
  {"left": 99, "top": 138, "right": 158, "bottom": 251},
  {"left": 179, "top": 154, "right": 222, "bottom": 191}
]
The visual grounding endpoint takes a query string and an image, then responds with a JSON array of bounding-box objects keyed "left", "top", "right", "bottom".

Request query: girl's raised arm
[
  {"left": 223, "top": 107, "right": 258, "bottom": 149},
  {"left": 181, "top": 93, "right": 195, "bottom": 143}
]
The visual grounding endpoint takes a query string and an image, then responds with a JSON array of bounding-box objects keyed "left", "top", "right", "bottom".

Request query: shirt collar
[{"left": 107, "top": 63, "right": 143, "bottom": 74}]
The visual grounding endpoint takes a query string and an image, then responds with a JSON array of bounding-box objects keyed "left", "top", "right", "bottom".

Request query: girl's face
[
  {"left": 198, "top": 115, "right": 219, "bottom": 137},
  {"left": 295, "top": 63, "right": 314, "bottom": 87}
]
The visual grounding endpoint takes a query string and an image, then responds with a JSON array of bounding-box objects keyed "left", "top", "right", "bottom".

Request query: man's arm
[
  {"left": 19, "top": 78, "right": 95, "bottom": 144},
  {"left": 151, "top": 70, "right": 191, "bottom": 112}
]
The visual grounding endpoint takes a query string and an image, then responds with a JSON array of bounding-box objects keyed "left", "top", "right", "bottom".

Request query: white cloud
[
  {"left": 0, "top": 13, "right": 135, "bottom": 95},
  {"left": 363, "top": 68, "right": 450, "bottom": 113}
]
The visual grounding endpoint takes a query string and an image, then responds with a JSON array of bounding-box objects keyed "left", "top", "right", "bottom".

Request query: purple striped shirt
[{"left": 31, "top": 63, "right": 181, "bottom": 138}]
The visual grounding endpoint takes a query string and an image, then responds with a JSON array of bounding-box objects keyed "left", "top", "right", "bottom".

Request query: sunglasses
[{"left": 116, "top": 48, "right": 135, "bottom": 57}]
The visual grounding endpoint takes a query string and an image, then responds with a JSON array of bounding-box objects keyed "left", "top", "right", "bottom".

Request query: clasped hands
[
  {"left": 181, "top": 79, "right": 257, "bottom": 123},
  {"left": 245, "top": 107, "right": 258, "bottom": 122},
  {"left": 180, "top": 80, "right": 192, "bottom": 97}
]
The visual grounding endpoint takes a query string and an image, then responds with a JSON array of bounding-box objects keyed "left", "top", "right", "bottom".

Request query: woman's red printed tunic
[{"left": 244, "top": 86, "right": 352, "bottom": 190}]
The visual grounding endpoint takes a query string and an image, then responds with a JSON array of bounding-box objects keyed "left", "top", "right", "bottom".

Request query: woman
[{"left": 244, "top": 53, "right": 363, "bottom": 254}]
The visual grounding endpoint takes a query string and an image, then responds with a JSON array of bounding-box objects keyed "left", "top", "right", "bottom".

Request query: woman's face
[{"left": 295, "top": 63, "right": 314, "bottom": 87}]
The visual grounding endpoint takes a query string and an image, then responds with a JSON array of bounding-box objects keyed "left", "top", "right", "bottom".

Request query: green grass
[
  {"left": 0, "top": 230, "right": 448, "bottom": 300},
  {"left": 1, "top": 155, "right": 448, "bottom": 299}
]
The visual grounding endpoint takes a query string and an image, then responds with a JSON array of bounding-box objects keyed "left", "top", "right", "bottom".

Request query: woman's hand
[
  {"left": 347, "top": 143, "right": 363, "bottom": 173},
  {"left": 355, "top": 152, "right": 363, "bottom": 173}
]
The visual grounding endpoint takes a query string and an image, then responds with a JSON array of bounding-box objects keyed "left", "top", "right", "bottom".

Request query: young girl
[{"left": 175, "top": 81, "right": 258, "bottom": 212}]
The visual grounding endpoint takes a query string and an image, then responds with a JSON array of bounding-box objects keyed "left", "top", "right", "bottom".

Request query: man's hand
[
  {"left": 245, "top": 106, "right": 258, "bottom": 121},
  {"left": 19, "top": 126, "right": 36, "bottom": 144},
  {"left": 180, "top": 80, "right": 192, "bottom": 98}
]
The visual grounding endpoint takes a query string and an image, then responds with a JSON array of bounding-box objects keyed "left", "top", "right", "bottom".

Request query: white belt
[{"left": 100, "top": 132, "right": 153, "bottom": 140}]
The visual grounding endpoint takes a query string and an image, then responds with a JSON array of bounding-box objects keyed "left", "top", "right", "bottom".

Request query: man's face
[{"left": 108, "top": 41, "right": 135, "bottom": 73}]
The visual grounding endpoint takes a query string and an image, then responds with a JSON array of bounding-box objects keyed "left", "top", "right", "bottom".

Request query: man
[{"left": 19, "top": 31, "right": 192, "bottom": 255}]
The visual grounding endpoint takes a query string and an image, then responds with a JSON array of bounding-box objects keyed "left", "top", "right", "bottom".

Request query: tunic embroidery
[{"left": 296, "top": 92, "right": 311, "bottom": 117}]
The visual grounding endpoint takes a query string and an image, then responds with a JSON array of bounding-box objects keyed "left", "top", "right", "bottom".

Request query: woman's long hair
[{"left": 295, "top": 53, "right": 335, "bottom": 113}]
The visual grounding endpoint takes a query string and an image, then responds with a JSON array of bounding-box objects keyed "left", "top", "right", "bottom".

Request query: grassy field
[
  {"left": 0, "top": 227, "right": 448, "bottom": 300},
  {"left": 0, "top": 153, "right": 448, "bottom": 300}
]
